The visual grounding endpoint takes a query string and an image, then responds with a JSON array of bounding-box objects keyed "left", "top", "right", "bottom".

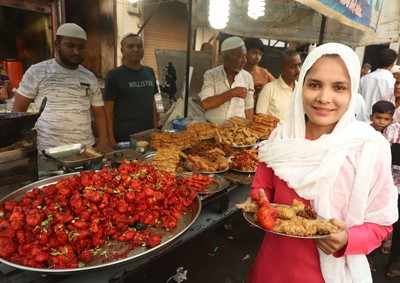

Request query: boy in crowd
[{"left": 370, "top": 100, "right": 395, "bottom": 133}]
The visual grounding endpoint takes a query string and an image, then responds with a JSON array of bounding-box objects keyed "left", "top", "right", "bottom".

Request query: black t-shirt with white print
[{"left": 104, "top": 65, "right": 157, "bottom": 142}]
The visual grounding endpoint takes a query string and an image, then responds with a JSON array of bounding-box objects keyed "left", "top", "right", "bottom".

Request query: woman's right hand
[{"left": 250, "top": 188, "right": 269, "bottom": 206}]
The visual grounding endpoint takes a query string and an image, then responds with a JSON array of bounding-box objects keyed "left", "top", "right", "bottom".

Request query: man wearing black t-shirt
[{"left": 104, "top": 34, "right": 158, "bottom": 144}]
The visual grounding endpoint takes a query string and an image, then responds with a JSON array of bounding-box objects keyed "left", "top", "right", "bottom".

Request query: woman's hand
[{"left": 316, "top": 219, "right": 348, "bottom": 255}]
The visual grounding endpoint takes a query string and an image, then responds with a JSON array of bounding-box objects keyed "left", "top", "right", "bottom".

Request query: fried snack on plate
[
  {"left": 231, "top": 149, "right": 258, "bottom": 171},
  {"left": 238, "top": 198, "right": 341, "bottom": 237},
  {"left": 186, "top": 122, "right": 217, "bottom": 141},
  {"left": 274, "top": 206, "right": 296, "bottom": 220},
  {"left": 150, "top": 131, "right": 196, "bottom": 150},
  {"left": 272, "top": 217, "right": 308, "bottom": 236},
  {"left": 153, "top": 148, "right": 181, "bottom": 174},
  {"left": 251, "top": 114, "right": 280, "bottom": 140},
  {"left": 216, "top": 126, "right": 258, "bottom": 146},
  {"left": 186, "top": 147, "right": 229, "bottom": 172},
  {"left": 315, "top": 219, "right": 340, "bottom": 235}
]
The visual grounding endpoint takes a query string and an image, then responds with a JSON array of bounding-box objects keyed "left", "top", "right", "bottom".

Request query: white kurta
[
  {"left": 359, "top": 68, "right": 395, "bottom": 115},
  {"left": 198, "top": 65, "right": 254, "bottom": 124}
]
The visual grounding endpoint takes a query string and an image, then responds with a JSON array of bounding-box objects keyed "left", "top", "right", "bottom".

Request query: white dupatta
[{"left": 258, "top": 43, "right": 398, "bottom": 283}]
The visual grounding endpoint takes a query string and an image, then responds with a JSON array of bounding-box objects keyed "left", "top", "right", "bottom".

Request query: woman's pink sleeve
[
  {"left": 251, "top": 162, "right": 275, "bottom": 201},
  {"left": 334, "top": 223, "right": 392, "bottom": 257}
]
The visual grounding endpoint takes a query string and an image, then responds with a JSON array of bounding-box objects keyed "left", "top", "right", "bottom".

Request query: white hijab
[{"left": 259, "top": 43, "right": 398, "bottom": 283}]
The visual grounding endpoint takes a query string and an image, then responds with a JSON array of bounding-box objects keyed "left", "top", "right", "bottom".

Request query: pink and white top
[
  {"left": 247, "top": 163, "right": 393, "bottom": 283},
  {"left": 253, "top": 43, "right": 398, "bottom": 283}
]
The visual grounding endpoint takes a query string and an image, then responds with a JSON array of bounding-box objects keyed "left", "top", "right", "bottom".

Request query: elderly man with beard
[
  {"left": 199, "top": 36, "right": 254, "bottom": 124},
  {"left": 12, "top": 23, "right": 110, "bottom": 153}
]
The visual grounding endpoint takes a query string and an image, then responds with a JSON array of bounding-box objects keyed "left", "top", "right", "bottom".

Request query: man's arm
[
  {"left": 256, "top": 85, "right": 272, "bottom": 114},
  {"left": 13, "top": 92, "right": 33, "bottom": 112},
  {"left": 104, "top": 101, "right": 116, "bottom": 146},
  {"left": 92, "top": 106, "right": 112, "bottom": 153},
  {"left": 201, "top": 87, "right": 246, "bottom": 110},
  {"left": 245, "top": 108, "right": 254, "bottom": 121}
]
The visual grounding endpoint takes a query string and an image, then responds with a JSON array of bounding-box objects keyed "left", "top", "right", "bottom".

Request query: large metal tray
[
  {"left": 0, "top": 172, "right": 201, "bottom": 273},
  {"left": 43, "top": 144, "right": 103, "bottom": 168}
]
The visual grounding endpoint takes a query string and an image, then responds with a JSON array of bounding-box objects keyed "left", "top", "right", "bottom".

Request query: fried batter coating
[{"left": 274, "top": 206, "right": 296, "bottom": 220}]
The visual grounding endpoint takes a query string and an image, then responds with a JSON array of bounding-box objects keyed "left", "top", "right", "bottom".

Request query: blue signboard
[{"left": 296, "top": 0, "right": 384, "bottom": 31}]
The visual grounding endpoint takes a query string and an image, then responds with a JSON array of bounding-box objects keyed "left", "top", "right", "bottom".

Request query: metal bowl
[{"left": 0, "top": 172, "right": 201, "bottom": 273}]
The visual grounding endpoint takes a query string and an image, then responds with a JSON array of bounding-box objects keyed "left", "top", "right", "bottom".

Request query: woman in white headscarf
[{"left": 247, "top": 43, "right": 398, "bottom": 283}]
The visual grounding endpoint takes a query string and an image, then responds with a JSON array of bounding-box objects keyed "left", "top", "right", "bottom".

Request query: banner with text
[{"left": 295, "top": 0, "right": 384, "bottom": 31}]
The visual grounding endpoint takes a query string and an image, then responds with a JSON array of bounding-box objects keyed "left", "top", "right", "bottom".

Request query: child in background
[{"left": 370, "top": 100, "right": 395, "bottom": 133}]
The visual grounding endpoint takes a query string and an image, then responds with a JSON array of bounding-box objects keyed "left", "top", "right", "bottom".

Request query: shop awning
[{"left": 190, "top": 0, "right": 400, "bottom": 47}]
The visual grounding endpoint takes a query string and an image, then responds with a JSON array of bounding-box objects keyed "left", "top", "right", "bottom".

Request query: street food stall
[
  {"left": 0, "top": 114, "right": 279, "bottom": 282},
  {"left": 1, "top": 0, "right": 400, "bottom": 282}
]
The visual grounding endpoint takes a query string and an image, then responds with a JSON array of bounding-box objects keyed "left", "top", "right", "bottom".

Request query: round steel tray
[
  {"left": 230, "top": 168, "right": 256, "bottom": 174},
  {"left": 242, "top": 207, "right": 331, "bottom": 239},
  {"left": 0, "top": 172, "right": 201, "bottom": 273}
]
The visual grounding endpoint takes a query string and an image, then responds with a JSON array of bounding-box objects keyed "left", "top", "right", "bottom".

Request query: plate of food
[
  {"left": 184, "top": 148, "right": 230, "bottom": 174},
  {"left": 237, "top": 199, "right": 341, "bottom": 239},
  {"left": 216, "top": 125, "right": 259, "bottom": 148},
  {"left": 146, "top": 148, "right": 183, "bottom": 174},
  {"left": 230, "top": 149, "right": 258, "bottom": 173},
  {"left": 178, "top": 173, "right": 230, "bottom": 195},
  {"left": 0, "top": 161, "right": 201, "bottom": 273}
]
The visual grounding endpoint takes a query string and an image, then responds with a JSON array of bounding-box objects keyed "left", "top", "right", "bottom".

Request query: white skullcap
[
  {"left": 391, "top": 65, "right": 400, "bottom": 74},
  {"left": 56, "top": 23, "right": 87, "bottom": 40},
  {"left": 221, "top": 36, "right": 245, "bottom": 52}
]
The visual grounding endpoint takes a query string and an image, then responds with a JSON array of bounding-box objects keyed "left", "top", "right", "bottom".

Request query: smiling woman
[
  {"left": 248, "top": 43, "right": 398, "bottom": 283},
  {"left": 302, "top": 55, "right": 352, "bottom": 139}
]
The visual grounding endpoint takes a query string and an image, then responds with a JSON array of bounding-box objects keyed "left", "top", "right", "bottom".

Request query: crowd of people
[{"left": 0, "top": 21, "right": 399, "bottom": 282}]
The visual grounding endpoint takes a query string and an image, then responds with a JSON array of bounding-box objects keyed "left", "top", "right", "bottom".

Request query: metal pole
[
  {"left": 318, "top": 15, "right": 327, "bottom": 46},
  {"left": 184, "top": 0, "right": 193, "bottom": 117}
]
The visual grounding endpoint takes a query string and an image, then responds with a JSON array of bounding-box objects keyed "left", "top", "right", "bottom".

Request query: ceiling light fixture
[
  {"left": 208, "top": 0, "right": 230, "bottom": 29},
  {"left": 248, "top": 0, "right": 265, "bottom": 20}
]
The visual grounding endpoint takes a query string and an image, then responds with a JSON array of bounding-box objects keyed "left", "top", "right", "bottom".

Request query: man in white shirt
[
  {"left": 198, "top": 37, "right": 254, "bottom": 124},
  {"left": 353, "top": 93, "right": 368, "bottom": 121},
  {"left": 12, "top": 23, "right": 110, "bottom": 152},
  {"left": 256, "top": 50, "right": 301, "bottom": 122},
  {"left": 360, "top": 48, "right": 397, "bottom": 116}
]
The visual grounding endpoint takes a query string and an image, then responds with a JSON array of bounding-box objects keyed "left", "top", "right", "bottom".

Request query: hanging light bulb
[
  {"left": 208, "top": 0, "right": 230, "bottom": 29},
  {"left": 248, "top": 0, "right": 265, "bottom": 20}
]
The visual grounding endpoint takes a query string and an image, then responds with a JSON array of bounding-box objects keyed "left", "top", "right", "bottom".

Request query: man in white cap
[
  {"left": 13, "top": 23, "right": 111, "bottom": 153},
  {"left": 199, "top": 36, "right": 254, "bottom": 124}
]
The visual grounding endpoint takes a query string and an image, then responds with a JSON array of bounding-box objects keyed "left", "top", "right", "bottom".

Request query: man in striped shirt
[{"left": 12, "top": 23, "right": 110, "bottom": 152}]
